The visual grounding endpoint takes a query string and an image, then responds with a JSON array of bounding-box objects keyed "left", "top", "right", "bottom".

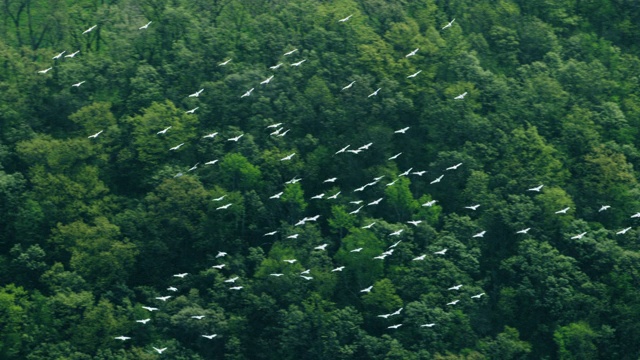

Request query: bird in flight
[
  {"left": 191, "top": 315, "right": 206, "bottom": 320},
  {"left": 412, "top": 254, "right": 426, "bottom": 261},
  {"left": 338, "top": 14, "right": 353, "bottom": 22},
  {"left": 52, "top": 51, "right": 66, "bottom": 59},
  {"left": 405, "top": 48, "right": 419, "bottom": 57},
  {"left": 599, "top": 205, "right": 611, "bottom": 212},
  {"left": 454, "top": 92, "right": 467, "bottom": 100},
  {"left": 342, "top": 81, "right": 356, "bottom": 91},
  {"left": 527, "top": 185, "right": 544, "bottom": 192},
  {"left": 407, "top": 220, "right": 422, "bottom": 226},
  {"left": 82, "top": 25, "right": 97, "bottom": 34},
  {"left": 446, "top": 163, "right": 463, "bottom": 170},
  {"left": 335, "top": 144, "right": 350, "bottom": 154},
  {"left": 430, "top": 175, "right": 444, "bottom": 184},
  {"left": 434, "top": 248, "right": 448, "bottom": 255},
  {"left": 446, "top": 299, "right": 460, "bottom": 306},
  {"left": 368, "top": 88, "right": 381, "bottom": 98},
  {"left": 270, "top": 192, "right": 283, "bottom": 199},
  {"left": 216, "top": 251, "right": 228, "bottom": 258},
  {"left": 136, "top": 318, "right": 151, "bottom": 324},
  {"left": 421, "top": 323, "right": 436, "bottom": 328},
  {"left": 169, "top": 143, "right": 184, "bottom": 151},
  {"left": 88, "top": 130, "right": 104, "bottom": 139},
  {"left": 407, "top": 70, "right": 422, "bottom": 78},
  {"left": 442, "top": 19, "right": 455, "bottom": 30},
  {"left": 389, "top": 229, "right": 403, "bottom": 236},
  {"left": 283, "top": 259, "right": 297, "bottom": 264},
  {"left": 72, "top": 81, "right": 86, "bottom": 87},
  {"left": 471, "top": 293, "right": 485, "bottom": 299},
  {"left": 261, "top": 75, "right": 274, "bottom": 85},
  {"left": 311, "top": 193, "right": 325, "bottom": 200},
  {"left": 186, "top": 107, "right": 199, "bottom": 114},
  {"left": 394, "top": 127, "right": 410, "bottom": 134},
  {"left": 269, "top": 63, "right": 283, "bottom": 70},
  {"left": 202, "top": 334, "right": 218, "bottom": 339},
  {"left": 448, "top": 284, "right": 463, "bottom": 291},
  {"left": 153, "top": 347, "right": 167, "bottom": 354},
  {"left": 114, "top": 336, "right": 131, "bottom": 341},
  {"left": 472, "top": 231, "right": 486, "bottom": 238},
  {"left": 139, "top": 21, "right": 152, "bottom": 30},
  {"left": 241, "top": 88, "right": 254, "bottom": 98},
  {"left": 205, "top": 159, "right": 219, "bottom": 165},
  {"left": 38, "top": 67, "right": 53, "bottom": 74},
  {"left": 173, "top": 273, "right": 188, "bottom": 278},
  {"left": 229, "top": 286, "right": 243, "bottom": 290},
  {"left": 555, "top": 207, "right": 571, "bottom": 214},
  {"left": 362, "top": 222, "right": 376, "bottom": 229},
  {"left": 360, "top": 286, "right": 373, "bottom": 293},
  {"left": 314, "top": 243, "right": 328, "bottom": 251},
  {"left": 571, "top": 232, "right": 587, "bottom": 239},
  {"left": 350, "top": 247, "right": 363, "bottom": 252},
  {"left": 332, "top": 266, "right": 345, "bottom": 272},
  {"left": 291, "top": 59, "right": 306, "bottom": 67},
  {"left": 388, "top": 324, "right": 403, "bottom": 329},
  {"left": 228, "top": 134, "right": 244, "bottom": 142},
  {"left": 142, "top": 306, "right": 159, "bottom": 311},
  {"left": 280, "top": 153, "right": 296, "bottom": 161},
  {"left": 216, "top": 203, "right": 232, "bottom": 210},
  {"left": 203, "top": 132, "right": 218, "bottom": 138},
  {"left": 465, "top": 204, "right": 480, "bottom": 210},
  {"left": 189, "top": 88, "right": 204, "bottom": 97},
  {"left": 65, "top": 50, "right": 80, "bottom": 58},
  {"left": 212, "top": 264, "right": 226, "bottom": 269},
  {"left": 617, "top": 227, "right": 632, "bottom": 235},
  {"left": 224, "top": 276, "right": 239, "bottom": 283},
  {"left": 155, "top": 296, "right": 171, "bottom": 301},
  {"left": 218, "top": 59, "right": 232, "bottom": 66},
  {"left": 422, "top": 200, "right": 437, "bottom": 207},
  {"left": 284, "top": 49, "right": 298, "bottom": 56},
  {"left": 516, "top": 228, "right": 531, "bottom": 234}
]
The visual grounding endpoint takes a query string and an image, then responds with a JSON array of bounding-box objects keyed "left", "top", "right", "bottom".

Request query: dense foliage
[{"left": 2, "top": 0, "right": 640, "bottom": 358}]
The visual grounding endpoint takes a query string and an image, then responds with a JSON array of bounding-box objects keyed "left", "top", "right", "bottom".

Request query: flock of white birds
[{"left": 37, "top": 10, "right": 632, "bottom": 356}]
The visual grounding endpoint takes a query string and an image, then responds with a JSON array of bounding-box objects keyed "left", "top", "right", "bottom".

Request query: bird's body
[
  {"left": 264, "top": 231, "right": 278, "bottom": 236},
  {"left": 269, "top": 63, "right": 283, "bottom": 70},
  {"left": 434, "top": 249, "right": 448, "bottom": 255},
  {"left": 407, "top": 70, "right": 422, "bottom": 78},
  {"left": 241, "top": 88, "right": 254, "bottom": 98},
  {"left": 287, "top": 234, "right": 299, "bottom": 239},
  {"left": 362, "top": 222, "right": 376, "bottom": 229},
  {"left": 202, "top": 334, "right": 218, "bottom": 339},
  {"left": 224, "top": 276, "right": 239, "bottom": 283},
  {"left": 555, "top": 207, "right": 570, "bottom": 214},
  {"left": 368, "top": 198, "right": 383, "bottom": 206},
  {"left": 53, "top": 50, "right": 66, "bottom": 59},
  {"left": 527, "top": 185, "right": 544, "bottom": 192},
  {"left": 430, "top": 175, "right": 444, "bottom": 184},
  {"left": 142, "top": 306, "right": 159, "bottom": 311},
  {"left": 114, "top": 336, "right": 131, "bottom": 341},
  {"left": 136, "top": 318, "right": 151, "bottom": 324},
  {"left": 212, "top": 264, "right": 226, "bottom": 269},
  {"left": 139, "top": 21, "right": 152, "bottom": 30},
  {"left": 389, "top": 229, "right": 403, "bottom": 236},
  {"left": 191, "top": 315, "right": 205, "bottom": 320},
  {"left": 189, "top": 88, "right": 204, "bottom": 97},
  {"left": 448, "top": 284, "right": 463, "bottom": 291},
  {"left": 72, "top": 81, "right": 86, "bottom": 87},
  {"left": 471, "top": 293, "right": 485, "bottom": 299},
  {"left": 218, "top": 59, "right": 232, "bottom": 66},
  {"left": 300, "top": 275, "right": 313, "bottom": 280},
  {"left": 82, "top": 25, "right": 97, "bottom": 34},
  {"left": 155, "top": 296, "right": 171, "bottom": 301},
  {"left": 472, "top": 231, "right": 486, "bottom": 238},
  {"left": 350, "top": 247, "right": 363, "bottom": 252},
  {"left": 617, "top": 227, "right": 632, "bottom": 235},
  {"left": 283, "top": 259, "right": 297, "bottom": 264},
  {"left": 332, "top": 266, "right": 345, "bottom": 272},
  {"left": 280, "top": 153, "right": 296, "bottom": 161},
  {"left": 228, "top": 134, "right": 244, "bottom": 142},
  {"left": 422, "top": 200, "right": 437, "bottom": 207},
  {"left": 336, "top": 145, "right": 350, "bottom": 154},
  {"left": 412, "top": 170, "right": 427, "bottom": 176},
  {"left": 442, "top": 19, "right": 455, "bottom": 30},
  {"left": 284, "top": 49, "right": 298, "bottom": 56},
  {"left": 338, "top": 14, "right": 353, "bottom": 22},
  {"left": 88, "top": 130, "right": 104, "bottom": 139},
  {"left": 446, "top": 300, "right": 460, "bottom": 306},
  {"left": 261, "top": 75, "right": 274, "bottom": 85},
  {"left": 413, "top": 254, "right": 426, "bottom": 261},
  {"left": 153, "top": 347, "right": 167, "bottom": 354},
  {"left": 407, "top": 220, "right": 422, "bottom": 226},
  {"left": 405, "top": 48, "right": 419, "bottom": 57},
  {"left": 216, "top": 203, "right": 232, "bottom": 210},
  {"left": 311, "top": 193, "right": 325, "bottom": 200},
  {"left": 270, "top": 273, "right": 284, "bottom": 277},
  {"left": 270, "top": 192, "right": 283, "bottom": 199},
  {"left": 169, "top": 143, "right": 184, "bottom": 151},
  {"left": 368, "top": 88, "right": 381, "bottom": 97},
  {"left": 188, "top": 163, "right": 199, "bottom": 172},
  {"left": 38, "top": 67, "right": 53, "bottom": 74},
  {"left": 388, "top": 152, "right": 402, "bottom": 160},
  {"left": 394, "top": 127, "right": 410, "bottom": 134},
  {"left": 314, "top": 243, "right": 328, "bottom": 251},
  {"left": 203, "top": 132, "right": 218, "bottom": 138},
  {"left": 571, "top": 232, "right": 587, "bottom": 239},
  {"left": 205, "top": 159, "right": 219, "bottom": 165},
  {"left": 229, "top": 286, "right": 243, "bottom": 290},
  {"left": 342, "top": 81, "right": 356, "bottom": 91},
  {"left": 173, "top": 273, "right": 188, "bottom": 278},
  {"left": 517, "top": 228, "right": 531, "bottom": 234},
  {"left": 360, "top": 286, "right": 373, "bottom": 293},
  {"left": 66, "top": 50, "right": 80, "bottom": 58},
  {"left": 186, "top": 107, "right": 199, "bottom": 114},
  {"left": 388, "top": 324, "right": 403, "bottom": 329},
  {"left": 291, "top": 59, "right": 306, "bottom": 67},
  {"left": 599, "top": 205, "right": 611, "bottom": 212},
  {"left": 216, "top": 251, "right": 227, "bottom": 258},
  {"left": 454, "top": 92, "right": 467, "bottom": 100},
  {"left": 465, "top": 204, "right": 480, "bottom": 210},
  {"left": 421, "top": 323, "right": 436, "bottom": 327},
  {"left": 349, "top": 205, "right": 364, "bottom": 214}
]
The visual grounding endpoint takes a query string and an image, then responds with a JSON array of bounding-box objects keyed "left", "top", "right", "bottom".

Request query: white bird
[
  {"left": 38, "top": 67, "right": 53, "bottom": 74},
  {"left": 599, "top": 205, "right": 611, "bottom": 212},
  {"left": 412, "top": 254, "right": 426, "bottom": 261},
  {"left": 311, "top": 193, "right": 325, "bottom": 200},
  {"left": 350, "top": 247, "right": 363, "bottom": 253},
  {"left": 454, "top": 92, "right": 467, "bottom": 100},
  {"left": 205, "top": 159, "right": 219, "bottom": 165},
  {"left": 465, "top": 204, "right": 480, "bottom": 210},
  {"left": 218, "top": 59, "right": 232, "bottom": 66},
  {"left": 277, "top": 129, "right": 290, "bottom": 137},
  {"left": 267, "top": 123, "right": 282, "bottom": 129},
  {"left": 389, "top": 229, "right": 403, "bottom": 236},
  {"left": 88, "top": 130, "right": 104, "bottom": 139},
  {"left": 631, "top": 213, "right": 640, "bottom": 218},
  {"left": 555, "top": 207, "right": 570, "bottom": 214},
  {"left": 362, "top": 222, "right": 376, "bottom": 229},
  {"left": 378, "top": 313, "right": 391, "bottom": 319},
  {"left": 323, "top": 177, "right": 338, "bottom": 183},
  {"left": 405, "top": 48, "right": 419, "bottom": 57},
  {"left": 228, "top": 134, "right": 244, "bottom": 142},
  {"left": 422, "top": 200, "right": 437, "bottom": 207},
  {"left": 65, "top": 50, "right": 80, "bottom": 58},
  {"left": 142, "top": 306, "right": 159, "bottom": 312},
  {"left": 71, "top": 81, "right": 86, "bottom": 87},
  {"left": 241, "top": 88, "right": 254, "bottom": 98},
  {"left": 52, "top": 50, "right": 66, "bottom": 59},
  {"left": 373, "top": 254, "right": 388, "bottom": 260},
  {"left": 173, "top": 273, "right": 188, "bottom": 278},
  {"left": 314, "top": 244, "right": 328, "bottom": 251},
  {"left": 212, "top": 264, "right": 226, "bottom": 269},
  {"left": 202, "top": 334, "right": 218, "bottom": 339},
  {"left": 300, "top": 275, "right": 313, "bottom": 280},
  {"left": 300, "top": 269, "right": 311, "bottom": 275},
  {"left": 186, "top": 107, "right": 199, "bottom": 114},
  {"left": 394, "top": 127, "right": 410, "bottom": 134},
  {"left": 335, "top": 145, "right": 350, "bottom": 154},
  {"left": 264, "top": 231, "right": 278, "bottom": 236},
  {"left": 229, "top": 286, "right": 243, "bottom": 290},
  {"left": 348, "top": 149, "right": 363, "bottom": 155},
  {"left": 280, "top": 153, "right": 296, "bottom": 161},
  {"left": 338, "top": 14, "right": 353, "bottom": 22},
  {"left": 472, "top": 231, "right": 486, "bottom": 238},
  {"left": 516, "top": 228, "right": 531, "bottom": 234},
  {"left": 471, "top": 293, "right": 485, "bottom": 299},
  {"left": 448, "top": 284, "right": 463, "bottom": 291},
  {"left": 407, "top": 220, "right": 422, "bottom": 226},
  {"left": 269, "top": 63, "right": 283, "bottom": 70},
  {"left": 447, "top": 163, "right": 463, "bottom": 171},
  {"left": 169, "top": 143, "right": 184, "bottom": 151},
  {"left": 284, "top": 49, "right": 298, "bottom": 56},
  {"left": 617, "top": 227, "right": 632, "bottom": 235},
  {"left": 421, "top": 323, "right": 436, "bottom": 327},
  {"left": 388, "top": 324, "right": 403, "bottom": 329},
  {"left": 216, "top": 203, "right": 232, "bottom": 210},
  {"left": 434, "top": 249, "right": 448, "bottom": 255},
  {"left": 442, "top": 19, "right": 455, "bottom": 30},
  {"left": 153, "top": 347, "right": 167, "bottom": 354},
  {"left": 156, "top": 126, "right": 172, "bottom": 136},
  {"left": 351, "top": 200, "right": 364, "bottom": 205},
  {"left": 216, "top": 251, "right": 227, "bottom": 258},
  {"left": 136, "top": 318, "right": 151, "bottom": 324},
  {"left": 167, "top": 286, "right": 178, "bottom": 292},
  {"left": 446, "top": 300, "right": 460, "bottom": 306},
  {"left": 386, "top": 179, "right": 398, "bottom": 187},
  {"left": 189, "top": 88, "right": 204, "bottom": 97},
  {"left": 82, "top": 25, "right": 97, "bottom": 34},
  {"left": 270, "top": 192, "right": 283, "bottom": 199},
  {"left": 203, "top": 132, "right": 218, "bottom": 138},
  {"left": 270, "top": 273, "right": 284, "bottom": 277},
  {"left": 291, "top": 59, "right": 306, "bottom": 67},
  {"left": 527, "top": 185, "right": 544, "bottom": 192},
  {"left": 368, "top": 198, "right": 383, "bottom": 206},
  {"left": 155, "top": 296, "right": 171, "bottom": 301},
  {"left": 283, "top": 259, "right": 297, "bottom": 264},
  {"left": 368, "top": 88, "right": 381, "bottom": 97},
  {"left": 388, "top": 152, "right": 402, "bottom": 160},
  {"left": 260, "top": 75, "right": 274, "bottom": 85},
  {"left": 390, "top": 308, "right": 403, "bottom": 316},
  {"left": 287, "top": 234, "right": 299, "bottom": 239},
  {"left": 571, "top": 232, "right": 587, "bottom": 239},
  {"left": 224, "top": 276, "right": 239, "bottom": 283},
  {"left": 360, "top": 286, "right": 373, "bottom": 293},
  {"left": 349, "top": 206, "right": 364, "bottom": 214},
  {"left": 399, "top": 167, "right": 413, "bottom": 177},
  {"left": 139, "top": 21, "right": 152, "bottom": 30},
  {"left": 114, "top": 336, "right": 131, "bottom": 341},
  {"left": 430, "top": 175, "right": 444, "bottom": 184},
  {"left": 188, "top": 163, "right": 199, "bottom": 172},
  {"left": 407, "top": 70, "right": 422, "bottom": 78},
  {"left": 412, "top": 170, "right": 427, "bottom": 176},
  {"left": 332, "top": 266, "right": 345, "bottom": 272},
  {"left": 342, "top": 81, "right": 356, "bottom": 91}
]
